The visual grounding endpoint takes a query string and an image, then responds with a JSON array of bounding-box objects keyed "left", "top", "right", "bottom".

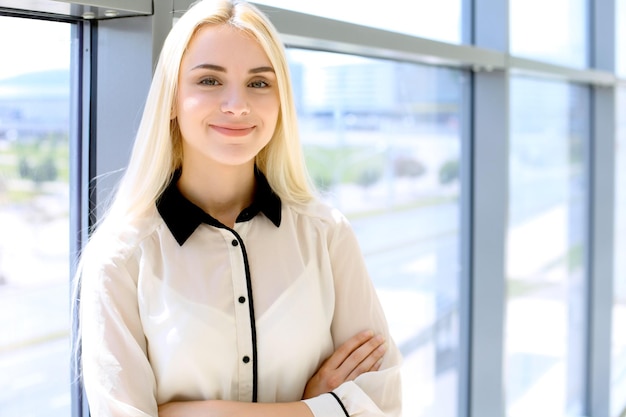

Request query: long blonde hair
[
  {"left": 72, "top": 0, "right": 314, "bottom": 371},
  {"left": 96, "top": 0, "right": 314, "bottom": 237}
]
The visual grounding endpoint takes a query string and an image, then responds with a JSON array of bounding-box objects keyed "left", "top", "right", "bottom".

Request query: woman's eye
[
  {"left": 249, "top": 80, "right": 269, "bottom": 88},
  {"left": 199, "top": 78, "right": 220, "bottom": 86}
]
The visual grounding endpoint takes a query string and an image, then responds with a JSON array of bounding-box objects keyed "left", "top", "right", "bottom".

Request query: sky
[{"left": 0, "top": 16, "right": 71, "bottom": 81}]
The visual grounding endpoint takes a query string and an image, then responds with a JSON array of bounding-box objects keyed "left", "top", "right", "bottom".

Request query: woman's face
[{"left": 174, "top": 24, "right": 280, "bottom": 170}]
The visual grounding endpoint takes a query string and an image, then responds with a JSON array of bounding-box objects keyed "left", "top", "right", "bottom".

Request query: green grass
[
  {"left": 304, "top": 145, "right": 387, "bottom": 190},
  {"left": 0, "top": 135, "right": 69, "bottom": 204},
  {"left": 4, "top": 189, "right": 40, "bottom": 203}
]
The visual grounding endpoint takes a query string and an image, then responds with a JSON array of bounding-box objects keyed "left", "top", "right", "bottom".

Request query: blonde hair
[
  {"left": 72, "top": 0, "right": 314, "bottom": 372},
  {"left": 98, "top": 0, "right": 314, "bottom": 236}
]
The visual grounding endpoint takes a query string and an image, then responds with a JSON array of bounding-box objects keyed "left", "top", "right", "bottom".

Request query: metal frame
[
  {"left": 90, "top": 2, "right": 172, "bottom": 217},
  {"left": 588, "top": 84, "right": 616, "bottom": 417},
  {"left": 54, "top": 0, "right": 152, "bottom": 14},
  {"left": 255, "top": 4, "right": 619, "bottom": 89},
  {"left": 0, "top": 0, "right": 152, "bottom": 20},
  {"left": 587, "top": 1, "right": 617, "bottom": 417},
  {"left": 69, "top": 16, "right": 92, "bottom": 417},
  {"left": 466, "top": 2, "right": 509, "bottom": 416}
]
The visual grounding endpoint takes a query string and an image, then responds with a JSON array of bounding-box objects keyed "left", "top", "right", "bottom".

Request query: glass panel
[
  {"left": 618, "top": 0, "right": 626, "bottom": 77},
  {"left": 612, "top": 86, "right": 626, "bottom": 417},
  {"left": 256, "top": 0, "right": 463, "bottom": 44},
  {"left": 510, "top": 0, "right": 588, "bottom": 68},
  {"left": 505, "top": 77, "right": 589, "bottom": 417},
  {"left": 287, "top": 48, "right": 466, "bottom": 417},
  {"left": 0, "top": 16, "right": 72, "bottom": 417}
]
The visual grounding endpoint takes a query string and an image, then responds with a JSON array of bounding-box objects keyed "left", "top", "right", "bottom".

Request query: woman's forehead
[{"left": 182, "top": 24, "right": 272, "bottom": 70}]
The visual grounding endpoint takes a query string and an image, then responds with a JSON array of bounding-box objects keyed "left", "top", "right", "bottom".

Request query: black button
[
  {"left": 238, "top": 296, "right": 246, "bottom": 303},
  {"left": 231, "top": 239, "right": 239, "bottom": 246},
  {"left": 242, "top": 356, "right": 250, "bottom": 363}
]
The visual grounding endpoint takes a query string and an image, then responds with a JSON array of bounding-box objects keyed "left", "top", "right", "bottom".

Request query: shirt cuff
[{"left": 302, "top": 392, "right": 349, "bottom": 417}]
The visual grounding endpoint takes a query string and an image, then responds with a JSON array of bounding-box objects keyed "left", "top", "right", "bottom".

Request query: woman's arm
[
  {"left": 80, "top": 244, "right": 160, "bottom": 417},
  {"left": 159, "top": 399, "right": 313, "bottom": 417},
  {"left": 158, "top": 330, "right": 387, "bottom": 417},
  {"left": 314, "top": 211, "right": 403, "bottom": 417}
]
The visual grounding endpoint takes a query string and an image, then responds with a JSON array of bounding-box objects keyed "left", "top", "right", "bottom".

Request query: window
[
  {"left": 255, "top": 0, "right": 464, "bottom": 44},
  {"left": 505, "top": 77, "right": 589, "bottom": 417},
  {"left": 287, "top": 48, "right": 467, "bottom": 417},
  {"left": 618, "top": 0, "right": 626, "bottom": 77},
  {"left": 0, "top": 16, "right": 73, "bottom": 416},
  {"left": 510, "top": 0, "right": 588, "bottom": 68},
  {"left": 612, "top": 86, "right": 626, "bottom": 417}
]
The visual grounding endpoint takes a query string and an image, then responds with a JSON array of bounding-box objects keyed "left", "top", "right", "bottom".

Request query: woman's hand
[{"left": 302, "top": 330, "right": 387, "bottom": 399}]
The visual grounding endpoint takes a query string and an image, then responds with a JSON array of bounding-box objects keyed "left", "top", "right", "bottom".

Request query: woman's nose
[{"left": 220, "top": 86, "right": 250, "bottom": 116}]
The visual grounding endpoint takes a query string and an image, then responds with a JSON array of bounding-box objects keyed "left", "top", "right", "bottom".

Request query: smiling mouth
[{"left": 210, "top": 125, "right": 255, "bottom": 137}]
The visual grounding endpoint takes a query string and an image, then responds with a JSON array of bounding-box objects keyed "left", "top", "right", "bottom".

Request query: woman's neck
[{"left": 177, "top": 161, "right": 256, "bottom": 228}]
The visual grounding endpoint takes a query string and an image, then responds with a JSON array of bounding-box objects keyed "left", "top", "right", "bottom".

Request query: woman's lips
[{"left": 210, "top": 125, "right": 255, "bottom": 137}]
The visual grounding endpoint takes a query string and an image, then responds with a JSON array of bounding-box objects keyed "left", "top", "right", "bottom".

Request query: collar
[{"left": 156, "top": 169, "right": 282, "bottom": 246}]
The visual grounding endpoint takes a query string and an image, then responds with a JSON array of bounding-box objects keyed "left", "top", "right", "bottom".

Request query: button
[
  {"left": 242, "top": 356, "right": 250, "bottom": 364},
  {"left": 238, "top": 296, "right": 246, "bottom": 303},
  {"left": 231, "top": 239, "right": 239, "bottom": 246}
]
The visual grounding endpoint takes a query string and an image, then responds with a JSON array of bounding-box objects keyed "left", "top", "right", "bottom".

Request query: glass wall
[
  {"left": 612, "top": 86, "right": 626, "bottom": 417},
  {"left": 254, "top": 0, "right": 464, "bottom": 44},
  {"left": 505, "top": 77, "right": 589, "bottom": 417},
  {"left": 0, "top": 16, "right": 72, "bottom": 417},
  {"left": 509, "top": 0, "right": 588, "bottom": 68},
  {"left": 618, "top": 0, "right": 626, "bottom": 76},
  {"left": 287, "top": 48, "right": 467, "bottom": 417}
]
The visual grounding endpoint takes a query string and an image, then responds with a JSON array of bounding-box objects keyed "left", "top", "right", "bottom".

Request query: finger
[
  {"left": 345, "top": 340, "right": 387, "bottom": 381},
  {"left": 340, "top": 334, "right": 385, "bottom": 368},
  {"left": 336, "top": 334, "right": 385, "bottom": 376},
  {"left": 373, "top": 354, "right": 385, "bottom": 371},
  {"left": 323, "top": 330, "right": 376, "bottom": 369}
]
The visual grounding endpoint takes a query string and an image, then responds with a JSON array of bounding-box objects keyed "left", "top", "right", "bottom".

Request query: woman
[{"left": 78, "top": 1, "right": 402, "bottom": 416}]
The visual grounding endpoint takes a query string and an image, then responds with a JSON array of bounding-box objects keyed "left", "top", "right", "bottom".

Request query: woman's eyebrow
[
  {"left": 190, "top": 63, "right": 274, "bottom": 74},
  {"left": 191, "top": 63, "right": 226, "bottom": 72},
  {"left": 249, "top": 66, "right": 275, "bottom": 74}
]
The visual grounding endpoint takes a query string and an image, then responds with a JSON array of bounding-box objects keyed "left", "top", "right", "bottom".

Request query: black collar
[{"left": 156, "top": 169, "right": 282, "bottom": 246}]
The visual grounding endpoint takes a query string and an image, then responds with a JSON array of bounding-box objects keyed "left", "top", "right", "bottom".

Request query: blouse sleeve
[
  {"left": 79, "top": 243, "right": 159, "bottom": 417},
  {"left": 303, "top": 211, "right": 403, "bottom": 417}
]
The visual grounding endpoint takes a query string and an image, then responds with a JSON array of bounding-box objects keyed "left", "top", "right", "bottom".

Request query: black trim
[
  {"left": 156, "top": 168, "right": 281, "bottom": 245},
  {"left": 87, "top": 22, "right": 98, "bottom": 235},
  {"left": 329, "top": 392, "right": 349, "bottom": 417},
  {"left": 230, "top": 228, "right": 259, "bottom": 402}
]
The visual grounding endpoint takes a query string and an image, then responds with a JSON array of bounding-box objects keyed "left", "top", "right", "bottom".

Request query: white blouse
[{"left": 80, "top": 173, "right": 402, "bottom": 417}]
